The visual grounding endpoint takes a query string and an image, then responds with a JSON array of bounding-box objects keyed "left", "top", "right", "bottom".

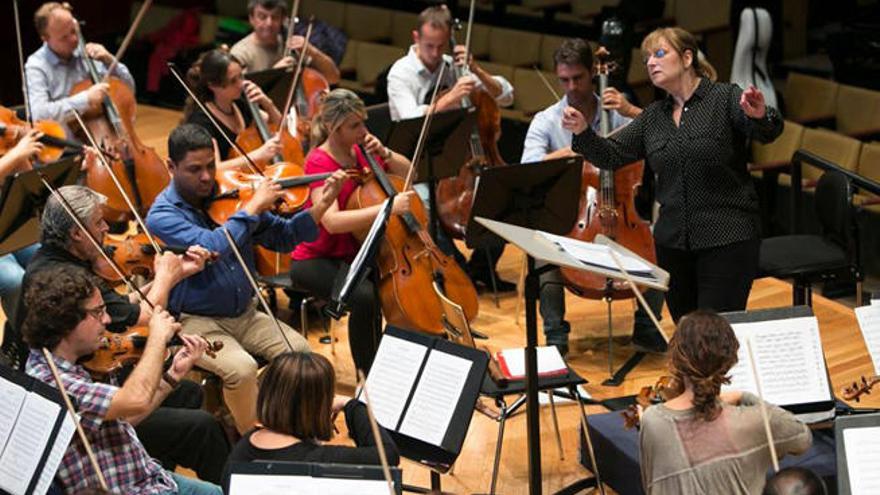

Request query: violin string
[
  {"left": 403, "top": 61, "right": 447, "bottom": 191},
  {"left": 746, "top": 338, "right": 780, "bottom": 473},
  {"left": 42, "top": 348, "right": 110, "bottom": 492},
  {"left": 70, "top": 110, "right": 163, "bottom": 255},
  {"left": 356, "top": 370, "right": 396, "bottom": 495},
  {"left": 166, "top": 63, "right": 264, "bottom": 176},
  {"left": 39, "top": 173, "right": 155, "bottom": 310},
  {"left": 102, "top": 0, "right": 153, "bottom": 84},
  {"left": 278, "top": 18, "right": 315, "bottom": 140},
  {"left": 12, "top": 0, "right": 32, "bottom": 125},
  {"left": 219, "top": 227, "right": 296, "bottom": 353}
]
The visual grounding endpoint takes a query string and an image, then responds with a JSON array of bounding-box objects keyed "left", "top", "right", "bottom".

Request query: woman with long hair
[{"left": 639, "top": 310, "right": 811, "bottom": 494}]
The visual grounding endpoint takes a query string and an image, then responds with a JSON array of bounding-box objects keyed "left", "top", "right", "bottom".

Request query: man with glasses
[
  {"left": 22, "top": 264, "right": 221, "bottom": 495},
  {"left": 7, "top": 185, "right": 231, "bottom": 485}
]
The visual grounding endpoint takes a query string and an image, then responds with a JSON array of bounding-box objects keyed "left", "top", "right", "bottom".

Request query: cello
[
  {"left": 69, "top": 3, "right": 169, "bottom": 224},
  {"left": 281, "top": 9, "right": 329, "bottom": 146},
  {"left": 560, "top": 48, "right": 657, "bottom": 299},
  {"left": 435, "top": 9, "right": 505, "bottom": 239}
]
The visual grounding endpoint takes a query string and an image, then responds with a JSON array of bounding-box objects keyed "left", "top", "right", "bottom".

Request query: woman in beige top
[{"left": 639, "top": 310, "right": 812, "bottom": 494}]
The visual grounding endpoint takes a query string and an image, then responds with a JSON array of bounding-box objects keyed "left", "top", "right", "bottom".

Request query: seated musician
[
  {"left": 385, "top": 4, "right": 514, "bottom": 292},
  {"left": 145, "top": 123, "right": 345, "bottom": 433},
  {"left": 22, "top": 264, "right": 221, "bottom": 495},
  {"left": 25, "top": 2, "right": 135, "bottom": 139},
  {"left": 230, "top": 0, "right": 340, "bottom": 84},
  {"left": 639, "top": 310, "right": 811, "bottom": 495},
  {"left": 289, "top": 88, "right": 415, "bottom": 374},
  {"left": 6, "top": 185, "right": 230, "bottom": 483},
  {"left": 763, "top": 467, "right": 827, "bottom": 495},
  {"left": 521, "top": 38, "right": 665, "bottom": 356},
  {"left": 225, "top": 351, "right": 399, "bottom": 469},
  {"left": 183, "top": 48, "right": 282, "bottom": 169}
]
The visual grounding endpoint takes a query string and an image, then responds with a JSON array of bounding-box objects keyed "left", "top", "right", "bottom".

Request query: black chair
[{"left": 759, "top": 170, "right": 863, "bottom": 306}]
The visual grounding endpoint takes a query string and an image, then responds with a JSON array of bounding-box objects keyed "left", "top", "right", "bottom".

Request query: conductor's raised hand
[
  {"left": 562, "top": 106, "right": 588, "bottom": 135},
  {"left": 740, "top": 85, "right": 767, "bottom": 119}
]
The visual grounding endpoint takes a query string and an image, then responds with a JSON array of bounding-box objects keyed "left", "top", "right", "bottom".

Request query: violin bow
[
  {"left": 402, "top": 61, "right": 447, "bottom": 191},
  {"left": 356, "top": 370, "right": 396, "bottom": 495},
  {"left": 219, "top": 227, "right": 296, "bottom": 353},
  {"left": 41, "top": 347, "right": 109, "bottom": 492},
  {"left": 70, "top": 110, "right": 163, "bottom": 255},
  {"left": 38, "top": 174, "right": 155, "bottom": 310},
  {"left": 12, "top": 0, "right": 32, "bottom": 125},
  {"left": 277, "top": 17, "right": 315, "bottom": 141},
  {"left": 607, "top": 248, "right": 667, "bottom": 343},
  {"left": 746, "top": 337, "right": 780, "bottom": 473},
  {"left": 102, "top": 0, "right": 153, "bottom": 83},
  {"left": 167, "top": 63, "right": 264, "bottom": 176},
  {"left": 532, "top": 65, "right": 561, "bottom": 101}
]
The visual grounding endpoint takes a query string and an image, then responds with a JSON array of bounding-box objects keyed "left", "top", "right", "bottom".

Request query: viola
[
  {"left": 435, "top": 18, "right": 505, "bottom": 239},
  {"left": 560, "top": 48, "right": 657, "bottom": 299},
  {"left": 622, "top": 375, "right": 683, "bottom": 429},
  {"left": 0, "top": 106, "right": 82, "bottom": 164},
  {"left": 82, "top": 326, "right": 223, "bottom": 377},
  {"left": 93, "top": 230, "right": 216, "bottom": 285},
  {"left": 345, "top": 144, "right": 479, "bottom": 336},
  {"left": 70, "top": 17, "right": 168, "bottom": 224}
]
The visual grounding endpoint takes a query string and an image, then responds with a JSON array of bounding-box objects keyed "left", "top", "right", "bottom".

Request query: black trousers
[
  {"left": 656, "top": 238, "right": 761, "bottom": 322},
  {"left": 134, "top": 380, "right": 229, "bottom": 484},
  {"left": 289, "top": 257, "right": 382, "bottom": 373}
]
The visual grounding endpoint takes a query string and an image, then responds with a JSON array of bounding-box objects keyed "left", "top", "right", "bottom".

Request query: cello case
[{"left": 731, "top": 7, "right": 778, "bottom": 109}]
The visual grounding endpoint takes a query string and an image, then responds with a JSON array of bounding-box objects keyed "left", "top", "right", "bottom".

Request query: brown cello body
[
  {"left": 229, "top": 120, "right": 305, "bottom": 171},
  {"left": 346, "top": 147, "right": 479, "bottom": 335}
]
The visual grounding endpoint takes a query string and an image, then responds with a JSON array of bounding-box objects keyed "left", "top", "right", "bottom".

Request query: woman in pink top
[{"left": 290, "top": 89, "right": 415, "bottom": 373}]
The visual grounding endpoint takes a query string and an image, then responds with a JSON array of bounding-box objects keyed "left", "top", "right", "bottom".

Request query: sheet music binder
[
  {"left": 835, "top": 412, "right": 880, "bottom": 495},
  {"left": 0, "top": 364, "right": 75, "bottom": 495},
  {"left": 365, "top": 325, "right": 489, "bottom": 468},
  {"left": 224, "top": 461, "right": 403, "bottom": 495},
  {"left": 721, "top": 306, "right": 836, "bottom": 420}
]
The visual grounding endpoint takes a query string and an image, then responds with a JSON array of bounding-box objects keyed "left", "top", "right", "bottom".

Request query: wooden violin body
[
  {"left": 622, "top": 375, "right": 682, "bottom": 429},
  {"left": 347, "top": 150, "right": 479, "bottom": 335},
  {"left": 561, "top": 159, "right": 656, "bottom": 299}
]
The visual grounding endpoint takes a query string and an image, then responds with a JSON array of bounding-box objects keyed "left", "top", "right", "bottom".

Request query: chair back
[{"left": 815, "top": 170, "right": 853, "bottom": 248}]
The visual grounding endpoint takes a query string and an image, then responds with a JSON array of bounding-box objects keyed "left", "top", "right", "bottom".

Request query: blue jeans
[
  {"left": 163, "top": 472, "right": 222, "bottom": 495},
  {"left": 0, "top": 244, "right": 39, "bottom": 319}
]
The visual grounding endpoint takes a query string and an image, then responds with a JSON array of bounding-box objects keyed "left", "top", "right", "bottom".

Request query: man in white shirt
[
  {"left": 386, "top": 5, "right": 515, "bottom": 291},
  {"left": 522, "top": 38, "right": 665, "bottom": 355}
]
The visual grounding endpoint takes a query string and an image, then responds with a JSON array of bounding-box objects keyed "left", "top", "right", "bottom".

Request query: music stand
[
  {"left": 225, "top": 461, "right": 404, "bottom": 494},
  {"left": 245, "top": 66, "right": 291, "bottom": 111},
  {"left": 465, "top": 157, "right": 582, "bottom": 494},
  {"left": 0, "top": 157, "right": 80, "bottom": 256},
  {"left": 366, "top": 103, "right": 393, "bottom": 144}
]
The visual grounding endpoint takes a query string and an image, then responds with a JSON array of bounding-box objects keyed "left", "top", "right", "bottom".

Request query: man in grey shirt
[{"left": 521, "top": 38, "right": 664, "bottom": 355}]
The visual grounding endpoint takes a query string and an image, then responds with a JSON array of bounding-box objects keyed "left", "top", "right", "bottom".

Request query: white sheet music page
[
  {"left": 229, "top": 474, "right": 390, "bottom": 495},
  {"left": 723, "top": 316, "right": 831, "bottom": 407},
  {"left": 362, "top": 334, "right": 427, "bottom": 430},
  {"left": 855, "top": 305, "right": 880, "bottom": 374},
  {"left": 0, "top": 377, "right": 27, "bottom": 455},
  {"left": 0, "top": 392, "right": 60, "bottom": 495},
  {"left": 536, "top": 231, "right": 653, "bottom": 274},
  {"left": 33, "top": 412, "right": 75, "bottom": 495},
  {"left": 399, "top": 350, "right": 472, "bottom": 446},
  {"left": 843, "top": 426, "right": 880, "bottom": 494}
]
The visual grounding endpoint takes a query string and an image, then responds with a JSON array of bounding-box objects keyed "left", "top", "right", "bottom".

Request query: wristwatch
[{"left": 162, "top": 371, "right": 180, "bottom": 389}]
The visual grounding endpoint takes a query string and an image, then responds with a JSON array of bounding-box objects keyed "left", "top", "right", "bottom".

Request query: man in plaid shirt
[{"left": 22, "top": 265, "right": 221, "bottom": 495}]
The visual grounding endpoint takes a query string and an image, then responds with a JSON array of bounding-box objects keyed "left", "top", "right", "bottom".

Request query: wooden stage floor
[{"left": 6, "top": 105, "right": 873, "bottom": 494}]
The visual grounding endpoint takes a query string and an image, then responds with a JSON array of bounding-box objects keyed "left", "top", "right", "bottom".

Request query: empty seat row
[{"left": 783, "top": 73, "right": 880, "bottom": 139}]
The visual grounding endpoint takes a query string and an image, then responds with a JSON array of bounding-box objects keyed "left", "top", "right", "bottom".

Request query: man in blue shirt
[
  {"left": 522, "top": 38, "right": 665, "bottom": 356},
  {"left": 146, "top": 124, "right": 345, "bottom": 433}
]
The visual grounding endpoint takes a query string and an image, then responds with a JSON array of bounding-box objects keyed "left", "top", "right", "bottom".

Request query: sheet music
[
  {"left": 536, "top": 232, "right": 653, "bottom": 274},
  {"left": 723, "top": 317, "right": 831, "bottom": 406},
  {"left": 229, "top": 474, "right": 390, "bottom": 495},
  {"left": 0, "top": 377, "right": 27, "bottom": 455},
  {"left": 855, "top": 305, "right": 880, "bottom": 374},
  {"left": 0, "top": 393, "right": 60, "bottom": 495},
  {"left": 399, "top": 350, "right": 472, "bottom": 446},
  {"left": 843, "top": 426, "right": 880, "bottom": 494},
  {"left": 497, "top": 346, "right": 567, "bottom": 378},
  {"left": 362, "top": 335, "right": 427, "bottom": 430},
  {"left": 33, "top": 413, "right": 75, "bottom": 495}
]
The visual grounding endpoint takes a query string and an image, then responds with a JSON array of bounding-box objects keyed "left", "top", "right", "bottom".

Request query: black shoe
[
  {"left": 470, "top": 270, "right": 517, "bottom": 292},
  {"left": 631, "top": 327, "right": 668, "bottom": 354}
]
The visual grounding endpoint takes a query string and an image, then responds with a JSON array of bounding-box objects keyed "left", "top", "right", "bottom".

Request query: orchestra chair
[
  {"left": 783, "top": 72, "right": 838, "bottom": 126},
  {"left": 758, "top": 169, "right": 864, "bottom": 306},
  {"left": 854, "top": 142, "right": 880, "bottom": 213},
  {"left": 778, "top": 128, "right": 861, "bottom": 188},
  {"left": 431, "top": 281, "right": 590, "bottom": 495},
  {"left": 835, "top": 84, "right": 880, "bottom": 140}
]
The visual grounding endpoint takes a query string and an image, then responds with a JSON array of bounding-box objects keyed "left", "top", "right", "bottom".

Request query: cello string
[{"left": 102, "top": 0, "right": 154, "bottom": 83}]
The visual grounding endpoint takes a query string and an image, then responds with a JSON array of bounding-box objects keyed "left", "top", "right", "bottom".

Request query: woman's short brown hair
[
  {"left": 641, "top": 27, "right": 717, "bottom": 82},
  {"left": 257, "top": 352, "right": 336, "bottom": 441},
  {"left": 22, "top": 265, "right": 97, "bottom": 350},
  {"left": 668, "top": 309, "right": 739, "bottom": 421}
]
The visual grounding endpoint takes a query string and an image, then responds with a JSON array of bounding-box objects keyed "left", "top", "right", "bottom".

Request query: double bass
[
  {"left": 560, "top": 49, "right": 657, "bottom": 299},
  {"left": 70, "top": 11, "right": 168, "bottom": 224}
]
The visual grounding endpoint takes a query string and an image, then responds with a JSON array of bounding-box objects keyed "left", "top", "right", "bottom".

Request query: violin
[
  {"left": 560, "top": 47, "right": 657, "bottom": 299},
  {"left": 0, "top": 106, "right": 82, "bottom": 163},
  {"left": 842, "top": 375, "right": 880, "bottom": 402},
  {"left": 345, "top": 144, "right": 479, "bottom": 335},
  {"left": 93, "top": 229, "right": 217, "bottom": 285},
  {"left": 82, "top": 326, "right": 223, "bottom": 377},
  {"left": 435, "top": 17, "right": 505, "bottom": 239},
  {"left": 622, "top": 375, "right": 683, "bottom": 429},
  {"left": 69, "top": 13, "right": 169, "bottom": 224}
]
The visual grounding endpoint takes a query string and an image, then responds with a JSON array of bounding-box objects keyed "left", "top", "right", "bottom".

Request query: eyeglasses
[
  {"left": 83, "top": 304, "right": 107, "bottom": 320},
  {"left": 643, "top": 48, "right": 668, "bottom": 64}
]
